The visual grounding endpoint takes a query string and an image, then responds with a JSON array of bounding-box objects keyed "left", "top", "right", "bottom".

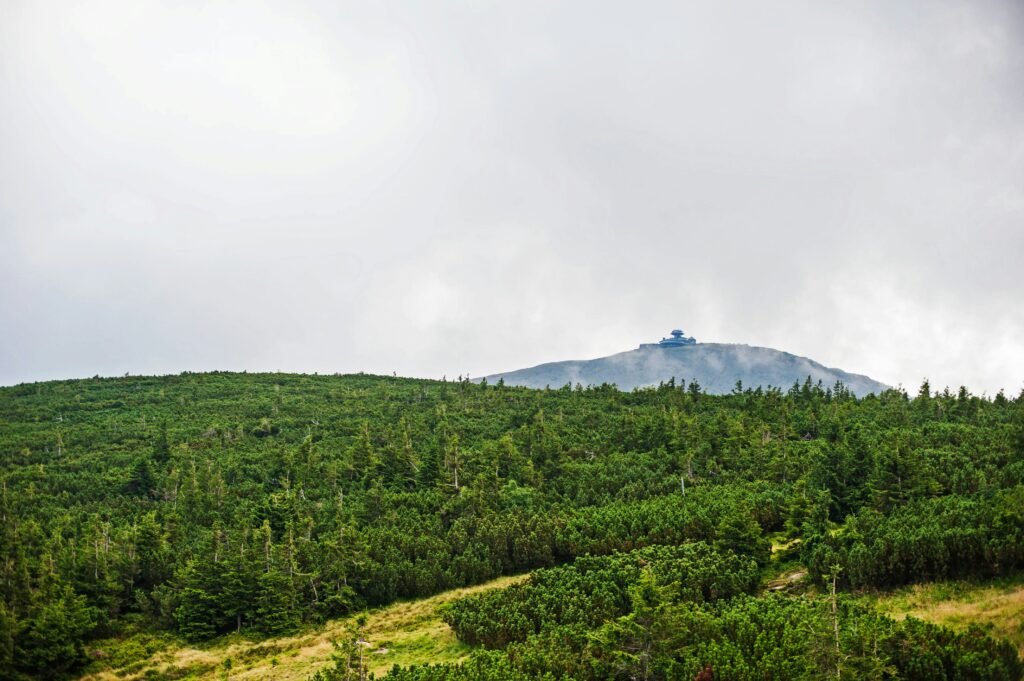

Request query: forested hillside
[{"left": 1, "top": 372, "right": 1022, "bottom": 680}]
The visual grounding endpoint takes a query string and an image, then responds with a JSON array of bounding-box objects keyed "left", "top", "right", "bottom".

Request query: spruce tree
[
  {"left": 125, "top": 457, "right": 155, "bottom": 498},
  {"left": 152, "top": 421, "right": 170, "bottom": 466}
]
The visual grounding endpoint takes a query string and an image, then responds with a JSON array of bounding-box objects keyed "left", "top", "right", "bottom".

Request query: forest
[{"left": 0, "top": 372, "right": 1022, "bottom": 679}]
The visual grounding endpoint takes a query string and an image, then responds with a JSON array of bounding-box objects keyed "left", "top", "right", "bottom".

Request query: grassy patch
[
  {"left": 761, "top": 533, "right": 806, "bottom": 593},
  {"left": 859, "top": 573, "right": 1024, "bottom": 656},
  {"left": 81, "top": 617, "right": 178, "bottom": 678},
  {"left": 78, "top": 574, "right": 526, "bottom": 681}
]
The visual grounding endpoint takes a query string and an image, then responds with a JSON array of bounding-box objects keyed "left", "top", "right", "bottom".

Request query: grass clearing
[
  {"left": 79, "top": 574, "right": 526, "bottom": 681},
  {"left": 859, "top": 573, "right": 1024, "bottom": 656}
]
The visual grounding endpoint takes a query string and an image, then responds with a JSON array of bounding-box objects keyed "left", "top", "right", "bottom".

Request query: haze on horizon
[{"left": 2, "top": 0, "right": 1023, "bottom": 395}]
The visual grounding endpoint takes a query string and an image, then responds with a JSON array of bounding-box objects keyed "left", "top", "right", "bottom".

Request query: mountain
[{"left": 484, "top": 342, "right": 889, "bottom": 396}]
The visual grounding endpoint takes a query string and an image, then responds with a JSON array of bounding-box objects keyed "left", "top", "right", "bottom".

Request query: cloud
[{"left": 2, "top": 0, "right": 1022, "bottom": 394}]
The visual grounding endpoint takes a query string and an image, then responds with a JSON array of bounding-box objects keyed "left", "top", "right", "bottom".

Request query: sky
[{"left": 2, "top": 0, "right": 1023, "bottom": 395}]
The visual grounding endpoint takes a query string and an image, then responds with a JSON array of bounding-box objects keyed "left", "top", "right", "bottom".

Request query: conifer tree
[
  {"left": 714, "top": 508, "right": 770, "bottom": 566},
  {"left": 152, "top": 421, "right": 170, "bottom": 466},
  {"left": 125, "top": 457, "right": 155, "bottom": 498}
]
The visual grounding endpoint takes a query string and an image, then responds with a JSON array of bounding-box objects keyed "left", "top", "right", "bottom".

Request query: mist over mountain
[{"left": 484, "top": 338, "right": 889, "bottom": 396}]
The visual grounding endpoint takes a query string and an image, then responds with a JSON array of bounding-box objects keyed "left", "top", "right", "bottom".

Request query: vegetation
[
  {"left": 861, "top": 574, "right": 1024, "bottom": 657},
  {"left": 387, "top": 593, "right": 1021, "bottom": 680},
  {"left": 441, "top": 543, "right": 759, "bottom": 648},
  {"left": 0, "top": 371, "right": 1022, "bottom": 679},
  {"left": 79, "top": 574, "right": 525, "bottom": 681}
]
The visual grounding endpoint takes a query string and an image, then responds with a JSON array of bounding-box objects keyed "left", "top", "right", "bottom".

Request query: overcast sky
[{"left": 2, "top": 0, "right": 1023, "bottom": 394}]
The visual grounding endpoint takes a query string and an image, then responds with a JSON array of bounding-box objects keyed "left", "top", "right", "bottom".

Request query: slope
[{"left": 79, "top": 574, "right": 527, "bottom": 681}]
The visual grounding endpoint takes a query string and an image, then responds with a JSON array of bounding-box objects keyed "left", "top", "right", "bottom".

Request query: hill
[
  {"left": 0, "top": 371, "right": 1021, "bottom": 680},
  {"left": 485, "top": 343, "right": 888, "bottom": 396}
]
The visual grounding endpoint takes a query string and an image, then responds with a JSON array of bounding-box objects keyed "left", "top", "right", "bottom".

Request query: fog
[{"left": 2, "top": 0, "right": 1022, "bottom": 394}]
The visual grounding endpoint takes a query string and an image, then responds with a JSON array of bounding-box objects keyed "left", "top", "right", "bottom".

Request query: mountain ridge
[{"left": 484, "top": 342, "right": 889, "bottom": 396}]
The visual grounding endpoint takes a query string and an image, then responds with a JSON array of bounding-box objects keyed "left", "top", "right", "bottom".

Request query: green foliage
[
  {"left": 0, "top": 372, "right": 1022, "bottom": 678},
  {"left": 309, "top": 614, "right": 370, "bottom": 681},
  {"left": 806, "top": 486, "right": 1024, "bottom": 587},
  {"left": 419, "top": 594, "right": 1023, "bottom": 681},
  {"left": 714, "top": 508, "right": 770, "bottom": 566},
  {"left": 385, "top": 650, "right": 558, "bottom": 681},
  {"left": 9, "top": 585, "right": 95, "bottom": 680},
  {"left": 442, "top": 543, "right": 758, "bottom": 648}
]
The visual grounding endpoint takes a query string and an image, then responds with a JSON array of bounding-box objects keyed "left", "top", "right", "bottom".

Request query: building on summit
[{"left": 639, "top": 329, "right": 697, "bottom": 349}]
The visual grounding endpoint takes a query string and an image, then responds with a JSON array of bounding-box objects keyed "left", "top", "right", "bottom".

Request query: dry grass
[
  {"left": 862, "top": 574, "right": 1024, "bottom": 656},
  {"left": 79, "top": 574, "right": 526, "bottom": 681}
]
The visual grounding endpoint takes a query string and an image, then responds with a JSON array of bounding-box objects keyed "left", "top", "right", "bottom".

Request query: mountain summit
[{"left": 485, "top": 331, "right": 888, "bottom": 396}]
